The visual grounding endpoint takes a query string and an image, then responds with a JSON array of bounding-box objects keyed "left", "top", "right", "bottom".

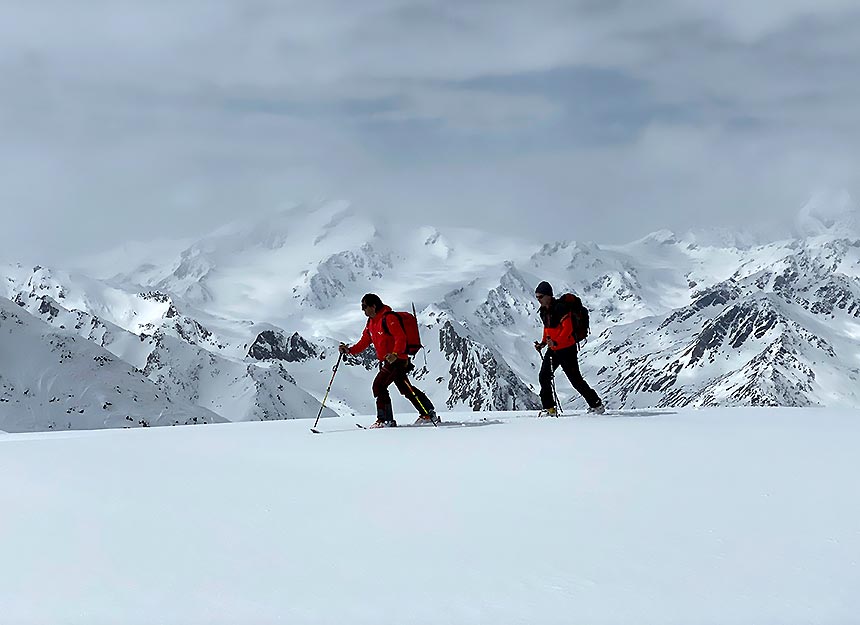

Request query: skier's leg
[
  {"left": 557, "top": 346, "right": 602, "bottom": 408},
  {"left": 371, "top": 362, "right": 398, "bottom": 421},
  {"left": 538, "top": 350, "right": 559, "bottom": 409},
  {"left": 392, "top": 361, "right": 435, "bottom": 415}
]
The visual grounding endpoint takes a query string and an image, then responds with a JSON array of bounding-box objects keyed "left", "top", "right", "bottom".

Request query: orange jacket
[
  {"left": 540, "top": 299, "right": 577, "bottom": 351},
  {"left": 348, "top": 306, "right": 408, "bottom": 361}
]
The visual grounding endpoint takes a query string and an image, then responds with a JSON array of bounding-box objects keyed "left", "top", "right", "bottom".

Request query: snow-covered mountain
[
  {"left": 4, "top": 194, "right": 860, "bottom": 431},
  {"left": 590, "top": 237, "right": 860, "bottom": 408},
  {"left": 1, "top": 265, "right": 336, "bottom": 432},
  {"left": 0, "top": 297, "right": 225, "bottom": 432}
]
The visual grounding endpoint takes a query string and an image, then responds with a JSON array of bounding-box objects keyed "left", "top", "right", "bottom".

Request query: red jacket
[
  {"left": 348, "top": 306, "right": 408, "bottom": 361},
  {"left": 540, "top": 298, "right": 577, "bottom": 351}
]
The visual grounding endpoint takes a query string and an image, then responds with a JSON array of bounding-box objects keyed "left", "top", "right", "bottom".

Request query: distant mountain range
[{"left": 3, "top": 195, "right": 859, "bottom": 432}]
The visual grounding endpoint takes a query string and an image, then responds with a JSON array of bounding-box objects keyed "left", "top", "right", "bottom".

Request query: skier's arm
[
  {"left": 347, "top": 325, "right": 372, "bottom": 355},
  {"left": 535, "top": 328, "right": 547, "bottom": 351}
]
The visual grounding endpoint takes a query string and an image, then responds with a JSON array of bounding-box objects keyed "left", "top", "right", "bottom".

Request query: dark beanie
[{"left": 535, "top": 281, "right": 553, "bottom": 296}]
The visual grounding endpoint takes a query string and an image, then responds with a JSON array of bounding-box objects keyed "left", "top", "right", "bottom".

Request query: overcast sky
[{"left": 2, "top": 0, "right": 859, "bottom": 264}]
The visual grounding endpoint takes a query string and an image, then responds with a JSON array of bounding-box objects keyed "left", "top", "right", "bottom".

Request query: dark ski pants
[
  {"left": 539, "top": 345, "right": 601, "bottom": 409},
  {"left": 372, "top": 358, "right": 434, "bottom": 419}
]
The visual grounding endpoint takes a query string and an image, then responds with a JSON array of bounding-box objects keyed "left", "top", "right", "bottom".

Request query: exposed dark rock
[
  {"left": 139, "top": 291, "right": 171, "bottom": 304},
  {"left": 439, "top": 320, "right": 540, "bottom": 411},
  {"left": 38, "top": 297, "right": 61, "bottom": 322},
  {"left": 248, "top": 330, "right": 319, "bottom": 362}
]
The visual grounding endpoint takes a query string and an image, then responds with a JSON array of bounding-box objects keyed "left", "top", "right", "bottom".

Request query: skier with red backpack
[
  {"left": 533, "top": 281, "right": 604, "bottom": 415},
  {"left": 339, "top": 293, "right": 438, "bottom": 428}
]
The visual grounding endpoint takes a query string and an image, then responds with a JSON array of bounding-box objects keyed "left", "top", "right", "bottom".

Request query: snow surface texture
[
  {"left": 3, "top": 196, "right": 860, "bottom": 431},
  {"left": 1, "top": 407, "right": 857, "bottom": 624}
]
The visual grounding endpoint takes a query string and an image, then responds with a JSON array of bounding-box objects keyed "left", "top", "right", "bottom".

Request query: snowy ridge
[
  {"left": 0, "top": 297, "right": 225, "bottom": 432},
  {"left": 1, "top": 272, "right": 335, "bottom": 431},
  {"left": 438, "top": 318, "right": 540, "bottom": 411}
]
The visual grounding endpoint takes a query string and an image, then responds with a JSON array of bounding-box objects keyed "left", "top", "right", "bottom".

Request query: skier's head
[
  {"left": 535, "top": 281, "right": 553, "bottom": 306},
  {"left": 535, "top": 281, "right": 553, "bottom": 297},
  {"left": 535, "top": 281, "right": 553, "bottom": 309},
  {"left": 361, "top": 293, "right": 384, "bottom": 318}
]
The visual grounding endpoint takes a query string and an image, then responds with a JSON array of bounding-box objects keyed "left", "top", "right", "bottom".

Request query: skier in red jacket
[{"left": 339, "top": 293, "right": 438, "bottom": 428}]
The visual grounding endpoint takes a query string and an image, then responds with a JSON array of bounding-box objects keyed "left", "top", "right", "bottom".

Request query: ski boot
[
  {"left": 413, "top": 410, "right": 441, "bottom": 426},
  {"left": 370, "top": 404, "right": 397, "bottom": 428},
  {"left": 587, "top": 402, "right": 605, "bottom": 415},
  {"left": 369, "top": 419, "right": 398, "bottom": 428}
]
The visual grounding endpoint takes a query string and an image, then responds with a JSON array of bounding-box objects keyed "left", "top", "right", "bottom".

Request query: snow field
[{"left": 1, "top": 407, "right": 857, "bottom": 624}]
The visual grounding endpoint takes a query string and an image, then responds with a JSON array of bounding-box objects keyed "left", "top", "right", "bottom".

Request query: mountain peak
[
  {"left": 794, "top": 189, "right": 857, "bottom": 238},
  {"left": 635, "top": 229, "right": 680, "bottom": 246}
]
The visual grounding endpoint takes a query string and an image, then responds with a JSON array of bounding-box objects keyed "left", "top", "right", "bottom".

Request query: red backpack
[{"left": 382, "top": 311, "right": 423, "bottom": 355}]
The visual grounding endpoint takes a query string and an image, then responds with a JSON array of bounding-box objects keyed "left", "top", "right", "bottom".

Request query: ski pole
[
  {"left": 538, "top": 344, "right": 561, "bottom": 417},
  {"left": 402, "top": 375, "right": 438, "bottom": 427},
  {"left": 412, "top": 302, "right": 428, "bottom": 369},
  {"left": 311, "top": 351, "right": 343, "bottom": 433},
  {"left": 549, "top": 350, "right": 562, "bottom": 416}
]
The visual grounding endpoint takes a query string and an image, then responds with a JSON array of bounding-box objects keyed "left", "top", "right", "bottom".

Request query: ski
[
  {"left": 356, "top": 418, "right": 500, "bottom": 430},
  {"left": 531, "top": 410, "right": 640, "bottom": 419}
]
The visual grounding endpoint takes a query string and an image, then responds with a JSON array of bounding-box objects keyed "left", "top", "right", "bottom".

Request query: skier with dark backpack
[
  {"left": 533, "top": 281, "right": 604, "bottom": 415},
  {"left": 339, "top": 293, "right": 438, "bottom": 427}
]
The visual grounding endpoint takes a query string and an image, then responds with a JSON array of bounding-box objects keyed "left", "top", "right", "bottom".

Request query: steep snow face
[
  {"left": 582, "top": 234, "right": 860, "bottom": 409},
  {"left": 438, "top": 319, "right": 540, "bottom": 411},
  {"left": 298, "top": 244, "right": 395, "bottom": 309},
  {"left": 1, "top": 264, "right": 219, "bottom": 344},
  {"left": 142, "top": 333, "right": 335, "bottom": 423},
  {"left": 1, "top": 272, "right": 336, "bottom": 427},
  {"left": 116, "top": 201, "right": 381, "bottom": 315},
  {"left": 0, "top": 298, "right": 224, "bottom": 432},
  {"left": 593, "top": 292, "right": 844, "bottom": 408}
]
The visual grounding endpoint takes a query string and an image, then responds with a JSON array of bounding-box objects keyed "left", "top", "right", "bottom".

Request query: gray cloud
[{"left": 1, "top": 0, "right": 859, "bottom": 264}]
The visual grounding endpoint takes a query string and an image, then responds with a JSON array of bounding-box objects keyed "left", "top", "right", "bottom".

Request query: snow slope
[
  {"left": 1, "top": 268, "right": 336, "bottom": 429},
  {"left": 1, "top": 407, "right": 857, "bottom": 624},
  {"left": 0, "top": 297, "right": 225, "bottom": 432}
]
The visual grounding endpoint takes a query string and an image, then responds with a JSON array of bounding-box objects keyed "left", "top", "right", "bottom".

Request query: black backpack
[{"left": 559, "top": 293, "right": 590, "bottom": 342}]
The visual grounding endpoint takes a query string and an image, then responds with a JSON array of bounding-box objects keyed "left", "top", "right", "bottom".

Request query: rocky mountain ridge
[{"left": 3, "top": 197, "right": 859, "bottom": 431}]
